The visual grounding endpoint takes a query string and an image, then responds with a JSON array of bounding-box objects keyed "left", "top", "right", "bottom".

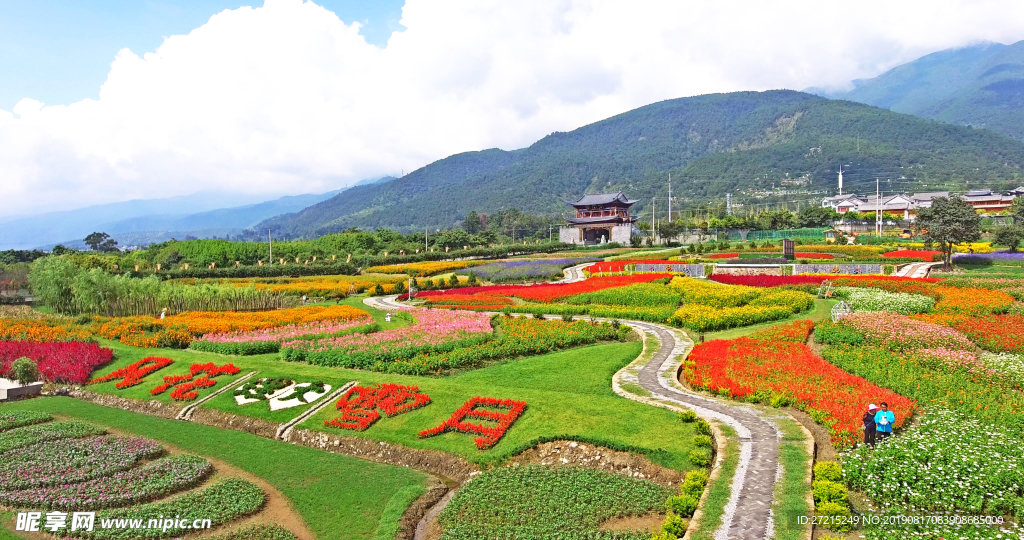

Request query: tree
[
  {"left": 1012, "top": 198, "right": 1024, "bottom": 221},
  {"left": 916, "top": 196, "right": 982, "bottom": 268},
  {"left": 51, "top": 245, "right": 75, "bottom": 255},
  {"left": 84, "top": 232, "right": 118, "bottom": 252},
  {"left": 796, "top": 206, "right": 839, "bottom": 228},
  {"left": 993, "top": 224, "right": 1024, "bottom": 252},
  {"left": 463, "top": 211, "right": 482, "bottom": 234}
]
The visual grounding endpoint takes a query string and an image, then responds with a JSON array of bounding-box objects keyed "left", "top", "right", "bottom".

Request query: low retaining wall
[
  {"left": 189, "top": 407, "right": 281, "bottom": 439},
  {"left": 285, "top": 428, "right": 478, "bottom": 484},
  {"left": 60, "top": 386, "right": 187, "bottom": 420}
]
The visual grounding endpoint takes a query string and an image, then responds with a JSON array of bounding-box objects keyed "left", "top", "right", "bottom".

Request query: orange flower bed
[
  {"left": 0, "top": 319, "right": 91, "bottom": 343},
  {"left": 93, "top": 305, "right": 370, "bottom": 348}
]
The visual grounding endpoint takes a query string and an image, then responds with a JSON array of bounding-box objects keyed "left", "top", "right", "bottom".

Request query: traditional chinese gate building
[{"left": 559, "top": 192, "right": 636, "bottom": 245}]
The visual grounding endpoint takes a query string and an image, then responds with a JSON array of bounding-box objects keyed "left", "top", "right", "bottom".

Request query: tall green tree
[
  {"left": 463, "top": 211, "right": 482, "bottom": 234},
  {"left": 993, "top": 224, "right": 1024, "bottom": 252},
  {"left": 83, "top": 232, "right": 118, "bottom": 252},
  {"left": 916, "top": 196, "right": 982, "bottom": 268}
]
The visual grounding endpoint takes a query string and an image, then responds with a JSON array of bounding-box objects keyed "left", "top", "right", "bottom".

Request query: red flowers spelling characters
[
  {"left": 88, "top": 357, "right": 173, "bottom": 388},
  {"left": 327, "top": 383, "right": 432, "bottom": 431},
  {"left": 150, "top": 362, "right": 240, "bottom": 401},
  {"left": 418, "top": 396, "right": 527, "bottom": 449}
]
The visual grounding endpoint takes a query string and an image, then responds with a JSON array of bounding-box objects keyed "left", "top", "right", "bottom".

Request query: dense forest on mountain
[
  {"left": 821, "top": 40, "right": 1024, "bottom": 141},
  {"left": 257, "top": 90, "right": 1024, "bottom": 238}
]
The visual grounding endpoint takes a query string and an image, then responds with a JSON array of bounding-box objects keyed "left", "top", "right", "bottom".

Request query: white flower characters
[{"left": 233, "top": 378, "right": 331, "bottom": 411}]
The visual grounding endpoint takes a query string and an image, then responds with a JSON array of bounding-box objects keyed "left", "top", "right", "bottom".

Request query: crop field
[{"left": 4, "top": 243, "right": 1024, "bottom": 539}]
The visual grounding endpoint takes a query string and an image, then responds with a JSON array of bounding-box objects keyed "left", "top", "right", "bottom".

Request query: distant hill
[
  {"left": 813, "top": 40, "right": 1024, "bottom": 140},
  {"left": 257, "top": 90, "right": 1024, "bottom": 238},
  {"left": 1, "top": 177, "right": 396, "bottom": 250}
]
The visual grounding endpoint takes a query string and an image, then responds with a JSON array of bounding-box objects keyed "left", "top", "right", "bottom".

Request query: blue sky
[{"left": 0, "top": 0, "right": 405, "bottom": 110}]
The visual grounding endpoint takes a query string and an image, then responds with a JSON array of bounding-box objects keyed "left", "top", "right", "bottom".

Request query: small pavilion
[{"left": 559, "top": 192, "right": 637, "bottom": 245}]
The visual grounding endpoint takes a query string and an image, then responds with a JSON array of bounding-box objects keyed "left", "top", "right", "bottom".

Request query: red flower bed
[
  {"left": 327, "top": 383, "right": 432, "bottom": 431},
  {"left": 410, "top": 274, "right": 670, "bottom": 303},
  {"left": 150, "top": 362, "right": 240, "bottom": 401},
  {"left": 919, "top": 314, "right": 1024, "bottom": 354},
  {"left": 418, "top": 396, "right": 527, "bottom": 449},
  {"left": 0, "top": 341, "right": 113, "bottom": 384},
  {"left": 88, "top": 357, "right": 173, "bottom": 388},
  {"left": 707, "top": 253, "right": 738, "bottom": 259},
  {"left": 683, "top": 336, "right": 915, "bottom": 447},
  {"left": 882, "top": 250, "right": 942, "bottom": 261}
]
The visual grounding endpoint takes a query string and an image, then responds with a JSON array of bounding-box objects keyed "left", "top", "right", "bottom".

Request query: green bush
[
  {"left": 815, "top": 500, "right": 852, "bottom": 532},
  {"left": 677, "top": 410, "right": 697, "bottom": 423},
  {"left": 661, "top": 512, "right": 688, "bottom": 537},
  {"left": 814, "top": 320, "right": 865, "bottom": 346},
  {"left": 688, "top": 449, "right": 711, "bottom": 467},
  {"left": 11, "top": 357, "right": 40, "bottom": 384},
  {"left": 666, "top": 494, "right": 699, "bottom": 517},
  {"left": 812, "top": 480, "right": 848, "bottom": 505},
  {"left": 694, "top": 419, "right": 711, "bottom": 436},
  {"left": 681, "top": 469, "right": 709, "bottom": 499},
  {"left": 814, "top": 461, "right": 843, "bottom": 482},
  {"left": 769, "top": 393, "right": 792, "bottom": 408},
  {"left": 692, "top": 434, "right": 713, "bottom": 448}
]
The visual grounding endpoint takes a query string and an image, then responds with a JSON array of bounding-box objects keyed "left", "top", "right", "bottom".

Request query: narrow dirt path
[{"left": 365, "top": 295, "right": 783, "bottom": 540}]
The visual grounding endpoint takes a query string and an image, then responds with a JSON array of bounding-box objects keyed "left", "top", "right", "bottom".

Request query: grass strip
[
  {"left": 373, "top": 484, "right": 428, "bottom": 540},
  {"left": 691, "top": 424, "right": 740, "bottom": 540},
  {"left": 0, "top": 397, "right": 428, "bottom": 540},
  {"left": 773, "top": 416, "right": 812, "bottom": 540}
]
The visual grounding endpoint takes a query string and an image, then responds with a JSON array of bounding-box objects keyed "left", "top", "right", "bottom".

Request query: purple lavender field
[{"left": 457, "top": 257, "right": 599, "bottom": 283}]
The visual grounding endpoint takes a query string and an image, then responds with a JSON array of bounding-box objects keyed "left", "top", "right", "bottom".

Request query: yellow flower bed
[
  {"left": 172, "top": 275, "right": 406, "bottom": 298},
  {"left": 667, "top": 277, "right": 814, "bottom": 331},
  {"left": 899, "top": 242, "right": 995, "bottom": 254},
  {"left": 364, "top": 260, "right": 486, "bottom": 277}
]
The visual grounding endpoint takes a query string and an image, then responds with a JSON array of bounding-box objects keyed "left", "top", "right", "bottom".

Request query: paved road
[
  {"left": 366, "top": 295, "right": 782, "bottom": 539},
  {"left": 893, "top": 261, "right": 942, "bottom": 278}
]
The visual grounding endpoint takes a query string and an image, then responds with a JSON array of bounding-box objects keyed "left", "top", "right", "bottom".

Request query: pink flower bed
[
  {"left": 282, "top": 309, "right": 493, "bottom": 355},
  {"left": 914, "top": 348, "right": 997, "bottom": 378},
  {"left": 195, "top": 315, "right": 374, "bottom": 344},
  {"left": 838, "top": 312, "right": 974, "bottom": 352}
]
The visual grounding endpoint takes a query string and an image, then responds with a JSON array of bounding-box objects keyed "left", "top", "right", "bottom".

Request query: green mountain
[
  {"left": 258, "top": 90, "right": 1024, "bottom": 238},
  {"left": 815, "top": 41, "right": 1024, "bottom": 140}
]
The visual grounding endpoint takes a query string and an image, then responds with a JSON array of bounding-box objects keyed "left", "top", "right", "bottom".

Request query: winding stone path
[
  {"left": 365, "top": 295, "right": 782, "bottom": 539},
  {"left": 626, "top": 322, "right": 779, "bottom": 540}
]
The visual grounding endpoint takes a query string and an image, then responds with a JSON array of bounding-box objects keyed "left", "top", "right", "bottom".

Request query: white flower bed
[
  {"left": 843, "top": 409, "right": 1024, "bottom": 540},
  {"left": 981, "top": 352, "right": 1024, "bottom": 389},
  {"left": 837, "top": 287, "right": 935, "bottom": 315}
]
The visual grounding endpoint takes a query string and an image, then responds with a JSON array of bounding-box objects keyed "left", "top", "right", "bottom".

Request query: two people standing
[{"left": 862, "top": 402, "right": 895, "bottom": 446}]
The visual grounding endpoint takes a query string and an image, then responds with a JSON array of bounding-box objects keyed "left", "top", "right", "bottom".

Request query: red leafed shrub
[
  {"left": 327, "top": 383, "right": 432, "bottom": 431},
  {"left": 882, "top": 250, "right": 942, "bottom": 261},
  {"left": 0, "top": 341, "right": 113, "bottom": 384},
  {"left": 683, "top": 337, "right": 914, "bottom": 448},
  {"left": 150, "top": 362, "right": 240, "bottom": 401},
  {"left": 410, "top": 274, "right": 670, "bottom": 303},
  {"left": 418, "top": 396, "right": 527, "bottom": 449},
  {"left": 88, "top": 357, "right": 173, "bottom": 388}
]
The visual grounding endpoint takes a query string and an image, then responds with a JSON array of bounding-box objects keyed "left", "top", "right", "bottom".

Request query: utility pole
[
  {"left": 268, "top": 229, "right": 272, "bottom": 262},
  {"left": 667, "top": 174, "right": 673, "bottom": 222},
  {"left": 726, "top": 193, "right": 732, "bottom": 216},
  {"left": 876, "top": 177, "right": 881, "bottom": 237},
  {"left": 838, "top": 166, "right": 844, "bottom": 196},
  {"left": 651, "top": 197, "right": 657, "bottom": 242},
  {"left": 548, "top": 224, "right": 553, "bottom": 243}
]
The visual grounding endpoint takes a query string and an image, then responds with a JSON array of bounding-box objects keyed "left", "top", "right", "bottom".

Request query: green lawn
[
  {"left": 952, "top": 264, "right": 1024, "bottom": 276},
  {"left": 772, "top": 416, "right": 812, "bottom": 540},
  {"left": 85, "top": 338, "right": 698, "bottom": 471},
  {"left": 0, "top": 398, "right": 427, "bottom": 540}
]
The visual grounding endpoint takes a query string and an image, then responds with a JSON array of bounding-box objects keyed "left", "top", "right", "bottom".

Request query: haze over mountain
[
  {"left": 257, "top": 90, "right": 1024, "bottom": 238},
  {"left": 0, "top": 177, "right": 394, "bottom": 250},
  {"left": 813, "top": 40, "right": 1024, "bottom": 140}
]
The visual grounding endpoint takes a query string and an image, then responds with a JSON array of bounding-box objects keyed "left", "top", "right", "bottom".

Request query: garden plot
[
  {"left": 0, "top": 411, "right": 266, "bottom": 538},
  {"left": 233, "top": 378, "right": 332, "bottom": 411}
]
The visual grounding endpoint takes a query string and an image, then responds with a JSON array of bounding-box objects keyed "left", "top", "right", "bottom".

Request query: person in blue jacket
[{"left": 874, "top": 402, "right": 895, "bottom": 441}]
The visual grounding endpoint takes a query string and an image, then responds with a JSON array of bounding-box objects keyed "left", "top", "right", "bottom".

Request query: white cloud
[{"left": 3, "top": 0, "right": 1024, "bottom": 216}]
